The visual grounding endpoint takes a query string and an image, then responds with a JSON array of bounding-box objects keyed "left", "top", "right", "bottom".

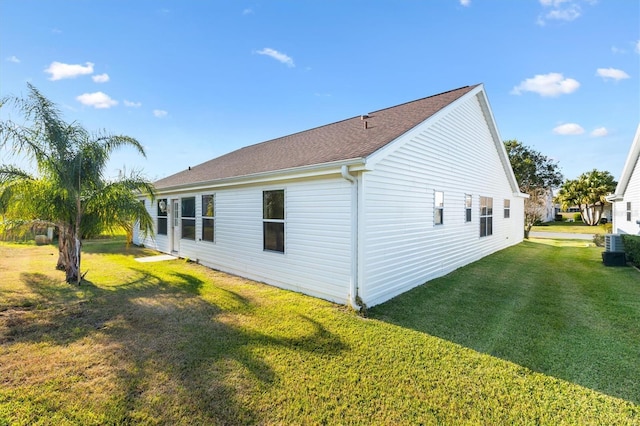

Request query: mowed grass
[
  {"left": 1, "top": 240, "right": 639, "bottom": 425},
  {"left": 531, "top": 221, "right": 609, "bottom": 234},
  {"left": 370, "top": 240, "right": 640, "bottom": 406}
]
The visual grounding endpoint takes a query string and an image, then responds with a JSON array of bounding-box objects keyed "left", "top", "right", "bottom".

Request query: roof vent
[{"left": 360, "top": 115, "right": 369, "bottom": 120}]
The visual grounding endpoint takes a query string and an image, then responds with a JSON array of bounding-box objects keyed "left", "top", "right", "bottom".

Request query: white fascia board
[
  {"left": 364, "top": 87, "right": 481, "bottom": 169},
  {"left": 475, "top": 86, "right": 522, "bottom": 196},
  {"left": 364, "top": 84, "right": 524, "bottom": 196},
  {"left": 613, "top": 123, "right": 640, "bottom": 197},
  {"left": 154, "top": 158, "right": 368, "bottom": 195}
]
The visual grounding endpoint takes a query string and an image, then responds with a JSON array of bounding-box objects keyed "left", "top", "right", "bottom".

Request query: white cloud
[
  {"left": 92, "top": 73, "right": 110, "bottom": 83},
  {"left": 124, "top": 100, "right": 142, "bottom": 108},
  {"left": 256, "top": 48, "right": 295, "bottom": 67},
  {"left": 459, "top": 0, "right": 471, "bottom": 6},
  {"left": 153, "top": 109, "right": 168, "bottom": 118},
  {"left": 242, "top": 8, "right": 253, "bottom": 15},
  {"left": 7, "top": 55, "right": 20, "bottom": 63},
  {"left": 553, "top": 123, "right": 584, "bottom": 135},
  {"left": 511, "top": 73, "right": 580, "bottom": 97},
  {"left": 596, "top": 67, "right": 630, "bottom": 81},
  {"left": 45, "top": 61, "right": 94, "bottom": 80},
  {"left": 537, "top": 0, "right": 586, "bottom": 26},
  {"left": 539, "top": 0, "right": 570, "bottom": 6},
  {"left": 545, "top": 4, "right": 581, "bottom": 21},
  {"left": 76, "top": 92, "right": 117, "bottom": 109},
  {"left": 590, "top": 127, "right": 608, "bottom": 137},
  {"left": 611, "top": 46, "right": 625, "bottom": 54}
]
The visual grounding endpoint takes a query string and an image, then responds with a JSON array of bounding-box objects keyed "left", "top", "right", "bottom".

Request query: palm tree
[
  {"left": 0, "top": 83, "right": 155, "bottom": 283},
  {"left": 555, "top": 169, "right": 617, "bottom": 226}
]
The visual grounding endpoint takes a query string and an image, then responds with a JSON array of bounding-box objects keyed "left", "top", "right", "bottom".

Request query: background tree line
[{"left": 504, "top": 140, "right": 617, "bottom": 238}]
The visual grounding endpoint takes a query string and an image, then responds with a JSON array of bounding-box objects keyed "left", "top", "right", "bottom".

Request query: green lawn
[
  {"left": 1, "top": 239, "right": 638, "bottom": 425},
  {"left": 531, "top": 221, "right": 609, "bottom": 234}
]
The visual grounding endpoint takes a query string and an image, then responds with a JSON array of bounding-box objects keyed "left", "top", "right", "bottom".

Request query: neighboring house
[
  {"left": 607, "top": 124, "right": 640, "bottom": 235},
  {"left": 134, "top": 84, "right": 527, "bottom": 308},
  {"left": 543, "top": 188, "right": 557, "bottom": 222}
]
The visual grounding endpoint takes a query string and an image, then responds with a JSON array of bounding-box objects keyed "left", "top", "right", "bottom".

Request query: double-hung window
[
  {"left": 181, "top": 197, "right": 196, "bottom": 240},
  {"left": 627, "top": 202, "right": 632, "bottom": 222},
  {"left": 465, "top": 194, "right": 472, "bottom": 222},
  {"left": 480, "top": 196, "right": 493, "bottom": 237},
  {"left": 263, "top": 190, "right": 285, "bottom": 252},
  {"left": 504, "top": 199, "right": 511, "bottom": 219},
  {"left": 434, "top": 191, "right": 444, "bottom": 225},
  {"left": 202, "top": 194, "right": 215, "bottom": 242},
  {"left": 157, "top": 199, "right": 168, "bottom": 235}
]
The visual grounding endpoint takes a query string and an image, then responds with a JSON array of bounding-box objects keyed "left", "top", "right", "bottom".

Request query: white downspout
[{"left": 341, "top": 165, "right": 360, "bottom": 310}]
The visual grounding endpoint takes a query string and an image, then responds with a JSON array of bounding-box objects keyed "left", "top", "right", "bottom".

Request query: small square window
[
  {"left": 434, "top": 191, "right": 444, "bottom": 225},
  {"left": 465, "top": 194, "right": 472, "bottom": 222}
]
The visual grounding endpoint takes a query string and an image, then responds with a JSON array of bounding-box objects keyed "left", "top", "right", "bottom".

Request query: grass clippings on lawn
[{"left": 1, "top": 239, "right": 639, "bottom": 425}]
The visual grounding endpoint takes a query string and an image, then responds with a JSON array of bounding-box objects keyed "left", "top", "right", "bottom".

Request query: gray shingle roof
[{"left": 154, "top": 85, "right": 478, "bottom": 189}]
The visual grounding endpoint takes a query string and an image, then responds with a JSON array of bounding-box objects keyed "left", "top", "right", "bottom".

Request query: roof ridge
[
  {"left": 154, "top": 84, "right": 482, "bottom": 188},
  {"left": 236, "top": 84, "right": 478, "bottom": 150},
  {"left": 368, "top": 85, "right": 476, "bottom": 115}
]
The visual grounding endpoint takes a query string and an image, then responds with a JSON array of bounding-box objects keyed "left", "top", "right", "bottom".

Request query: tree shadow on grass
[
  {"left": 4, "top": 268, "right": 348, "bottom": 424},
  {"left": 369, "top": 262, "right": 640, "bottom": 405}
]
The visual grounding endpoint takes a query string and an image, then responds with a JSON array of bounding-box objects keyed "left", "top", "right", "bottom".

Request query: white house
[
  {"left": 607, "top": 124, "right": 640, "bottom": 235},
  {"left": 134, "top": 84, "right": 527, "bottom": 308}
]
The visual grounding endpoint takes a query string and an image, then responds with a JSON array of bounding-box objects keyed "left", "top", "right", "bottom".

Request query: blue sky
[{"left": 1, "top": 0, "right": 638, "bottom": 182}]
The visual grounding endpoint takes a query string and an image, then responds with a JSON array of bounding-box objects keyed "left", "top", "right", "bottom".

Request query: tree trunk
[
  {"left": 58, "top": 225, "right": 81, "bottom": 283},
  {"left": 56, "top": 228, "right": 66, "bottom": 270}
]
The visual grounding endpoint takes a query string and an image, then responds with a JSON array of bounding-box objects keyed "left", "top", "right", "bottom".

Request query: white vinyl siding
[
  {"left": 138, "top": 176, "right": 353, "bottom": 304},
  {"left": 359, "top": 93, "right": 523, "bottom": 306},
  {"left": 612, "top": 165, "right": 640, "bottom": 235}
]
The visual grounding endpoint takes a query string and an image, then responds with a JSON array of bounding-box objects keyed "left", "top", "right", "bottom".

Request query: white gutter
[
  {"left": 156, "top": 158, "right": 367, "bottom": 195},
  {"left": 341, "top": 165, "right": 360, "bottom": 311}
]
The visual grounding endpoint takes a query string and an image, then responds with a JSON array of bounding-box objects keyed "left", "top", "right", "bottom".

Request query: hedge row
[{"left": 621, "top": 235, "right": 640, "bottom": 266}]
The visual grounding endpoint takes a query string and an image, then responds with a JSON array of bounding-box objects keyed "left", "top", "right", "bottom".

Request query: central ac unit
[{"left": 604, "top": 234, "right": 623, "bottom": 252}]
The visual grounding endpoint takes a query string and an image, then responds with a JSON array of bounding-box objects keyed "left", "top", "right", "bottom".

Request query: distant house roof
[{"left": 154, "top": 85, "right": 479, "bottom": 189}]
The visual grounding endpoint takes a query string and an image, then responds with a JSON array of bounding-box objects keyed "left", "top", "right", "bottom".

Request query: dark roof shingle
[{"left": 155, "top": 85, "right": 478, "bottom": 189}]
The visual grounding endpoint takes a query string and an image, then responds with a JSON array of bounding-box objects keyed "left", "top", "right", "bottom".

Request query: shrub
[
  {"left": 593, "top": 234, "right": 605, "bottom": 247},
  {"left": 574, "top": 213, "right": 582, "bottom": 222},
  {"left": 621, "top": 235, "right": 640, "bottom": 266}
]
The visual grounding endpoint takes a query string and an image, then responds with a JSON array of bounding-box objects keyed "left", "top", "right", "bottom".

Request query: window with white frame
[
  {"left": 181, "top": 197, "right": 196, "bottom": 240},
  {"left": 157, "top": 199, "right": 168, "bottom": 235},
  {"left": 480, "top": 196, "right": 493, "bottom": 237},
  {"left": 434, "top": 191, "right": 444, "bottom": 225},
  {"left": 465, "top": 194, "right": 472, "bottom": 222},
  {"left": 263, "top": 190, "right": 285, "bottom": 252},
  {"left": 504, "top": 199, "right": 511, "bottom": 219},
  {"left": 202, "top": 194, "right": 215, "bottom": 242},
  {"left": 627, "top": 202, "right": 632, "bottom": 222}
]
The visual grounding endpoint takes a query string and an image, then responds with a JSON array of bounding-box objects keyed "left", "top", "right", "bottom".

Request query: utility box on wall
[{"left": 602, "top": 251, "right": 627, "bottom": 266}]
